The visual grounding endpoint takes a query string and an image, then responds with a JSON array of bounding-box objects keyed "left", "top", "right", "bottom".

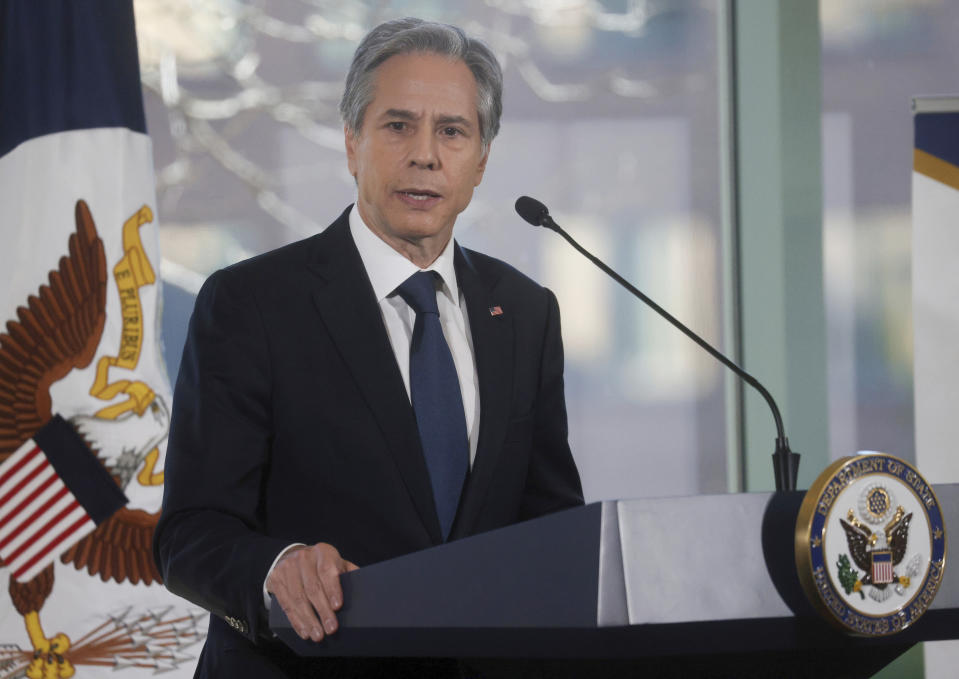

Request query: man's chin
[{"left": 388, "top": 215, "right": 453, "bottom": 243}]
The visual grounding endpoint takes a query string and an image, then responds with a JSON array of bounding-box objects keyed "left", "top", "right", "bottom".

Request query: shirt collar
[{"left": 349, "top": 204, "right": 459, "bottom": 303}]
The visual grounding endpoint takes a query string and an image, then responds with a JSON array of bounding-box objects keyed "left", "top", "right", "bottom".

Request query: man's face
[{"left": 345, "top": 52, "right": 490, "bottom": 259}]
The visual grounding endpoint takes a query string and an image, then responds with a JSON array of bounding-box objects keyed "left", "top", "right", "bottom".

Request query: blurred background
[
  {"left": 136, "top": 0, "right": 957, "bottom": 503},
  {"left": 134, "top": 2, "right": 959, "bottom": 675}
]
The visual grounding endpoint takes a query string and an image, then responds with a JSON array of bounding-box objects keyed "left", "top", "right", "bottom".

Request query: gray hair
[{"left": 340, "top": 17, "right": 503, "bottom": 150}]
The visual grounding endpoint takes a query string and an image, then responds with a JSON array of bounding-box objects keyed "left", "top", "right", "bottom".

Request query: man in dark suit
[{"left": 154, "top": 17, "right": 583, "bottom": 678}]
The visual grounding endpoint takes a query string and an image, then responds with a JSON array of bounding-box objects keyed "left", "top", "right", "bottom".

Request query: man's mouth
[{"left": 398, "top": 189, "right": 441, "bottom": 201}]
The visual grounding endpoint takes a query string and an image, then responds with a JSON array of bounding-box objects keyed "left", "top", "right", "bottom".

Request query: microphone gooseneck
[{"left": 515, "top": 195, "right": 800, "bottom": 491}]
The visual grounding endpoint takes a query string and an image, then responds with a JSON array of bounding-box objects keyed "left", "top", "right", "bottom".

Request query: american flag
[
  {"left": 0, "top": 416, "right": 126, "bottom": 582},
  {"left": 871, "top": 549, "right": 894, "bottom": 584}
]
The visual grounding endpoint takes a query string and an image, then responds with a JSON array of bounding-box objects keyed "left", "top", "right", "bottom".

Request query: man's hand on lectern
[{"left": 266, "top": 542, "right": 359, "bottom": 642}]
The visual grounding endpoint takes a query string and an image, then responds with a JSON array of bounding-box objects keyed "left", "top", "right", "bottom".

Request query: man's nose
[{"left": 408, "top": 129, "right": 439, "bottom": 170}]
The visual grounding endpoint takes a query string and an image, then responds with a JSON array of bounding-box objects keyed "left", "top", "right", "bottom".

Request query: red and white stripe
[
  {"left": 0, "top": 438, "right": 96, "bottom": 582},
  {"left": 872, "top": 556, "right": 894, "bottom": 585}
]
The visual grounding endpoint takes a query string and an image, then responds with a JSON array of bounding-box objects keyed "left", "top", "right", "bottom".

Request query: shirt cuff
[{"left": 262, "top": 543, "right": 307, "bottom": 610}]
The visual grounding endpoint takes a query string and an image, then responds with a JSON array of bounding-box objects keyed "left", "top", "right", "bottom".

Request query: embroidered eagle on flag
[{"left": 0, "top": 200, "right": 165, "bottom": 674}]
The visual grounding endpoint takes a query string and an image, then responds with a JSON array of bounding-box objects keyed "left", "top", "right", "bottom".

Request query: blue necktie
[{"left": 396, "top": 271, "right": 468, "bottom": 540}]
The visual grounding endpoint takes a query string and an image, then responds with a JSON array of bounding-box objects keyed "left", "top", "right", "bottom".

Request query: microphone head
[{"left": 515, "top": 196, "right": 550, "bottom": 227}]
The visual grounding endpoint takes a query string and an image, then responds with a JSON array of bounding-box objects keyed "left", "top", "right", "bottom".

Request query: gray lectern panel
[
  {"left": 612, "top": 485, "right": 958, "bottom": 624},
  {"left": 617, "top": 492, "right": 795, "bottom": 623}
]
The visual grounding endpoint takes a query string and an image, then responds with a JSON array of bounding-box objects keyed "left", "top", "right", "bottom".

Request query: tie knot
[{"left": 396, "top": 271, "right": 439, "bottom": 315}]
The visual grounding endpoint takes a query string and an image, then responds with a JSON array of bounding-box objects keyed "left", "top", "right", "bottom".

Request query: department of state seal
[{"left": 795, "top": 453, "right": 947, "bottom": 635}]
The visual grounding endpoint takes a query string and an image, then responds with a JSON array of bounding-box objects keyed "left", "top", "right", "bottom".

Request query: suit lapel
[
  {"left": 452, "top": 246, "right": 514, "bottom": 539},
  {"left": 308, "top": 212, "right": 443, "bottom": 544}
]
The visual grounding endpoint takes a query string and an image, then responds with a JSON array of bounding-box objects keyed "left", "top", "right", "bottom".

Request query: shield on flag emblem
[{"left": 871, "top": 549, "right": 894, "bottom": 584}]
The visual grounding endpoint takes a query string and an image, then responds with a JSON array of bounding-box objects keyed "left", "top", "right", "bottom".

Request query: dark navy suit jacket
[{"left": 153, "top": 207, "right": 583, "bottom": 677}]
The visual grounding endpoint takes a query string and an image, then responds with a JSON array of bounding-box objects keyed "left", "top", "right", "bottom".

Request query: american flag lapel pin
[{"left": 489, "top": 305, "right": 503, "bottom": 317}]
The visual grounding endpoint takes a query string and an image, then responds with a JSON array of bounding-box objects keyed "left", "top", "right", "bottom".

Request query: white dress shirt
[
  {"left": 348, "top": 205, "right": 480, "bottom": 463},
  {"left": 264, "top": 206, "right": 481, "bottom": 608}
]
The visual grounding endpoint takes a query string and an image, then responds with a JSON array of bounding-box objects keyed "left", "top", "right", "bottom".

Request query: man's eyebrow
[
  {"left": 435, "top": 114, "right": 474, "bottom": 129},
  {"left": 379, "top": 109, "right": 474, "bottom": 129},
  {"left": 381, "top": 108, "right": 419, "bottom": 121}
]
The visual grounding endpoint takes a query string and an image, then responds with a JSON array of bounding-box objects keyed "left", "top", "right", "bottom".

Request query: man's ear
[
  {"left": 474, "top": 142, "right": 492, "bottom": 187},
  {"left": 345, "top": 125, "right": 357, "bottom": 176}
]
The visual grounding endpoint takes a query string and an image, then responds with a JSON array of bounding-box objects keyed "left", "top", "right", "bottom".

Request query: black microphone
[{"left": 515, "top": 195, "right": 800, "bottom": 492}]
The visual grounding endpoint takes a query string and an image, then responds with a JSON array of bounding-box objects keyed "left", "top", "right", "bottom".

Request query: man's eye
[
  {"left": 388, "top": 122, "right": 406, "bottom": 131},
  {"left": 441, "top": 127, "right": 462, "bottom": 137}
]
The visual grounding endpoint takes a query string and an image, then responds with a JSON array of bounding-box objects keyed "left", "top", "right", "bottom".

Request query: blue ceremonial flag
[
  {"left": 0, "top": 2, "right": 146, "bottom": 158},
  {"left": 0, "top": 2, "right": 205, "bottom": 676}
]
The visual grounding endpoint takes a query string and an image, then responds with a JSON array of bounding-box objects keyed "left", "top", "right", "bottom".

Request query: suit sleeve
[
  {"left": 520, "top": 288, "right": 584, "bottom": 519},
  {"left": 153, "top": 269, "right": 290, "bottom": 642}
]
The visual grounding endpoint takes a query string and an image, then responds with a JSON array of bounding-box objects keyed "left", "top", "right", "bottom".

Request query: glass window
[{"left": 820, "top": 0, "right": 959, "bottom": 461}]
